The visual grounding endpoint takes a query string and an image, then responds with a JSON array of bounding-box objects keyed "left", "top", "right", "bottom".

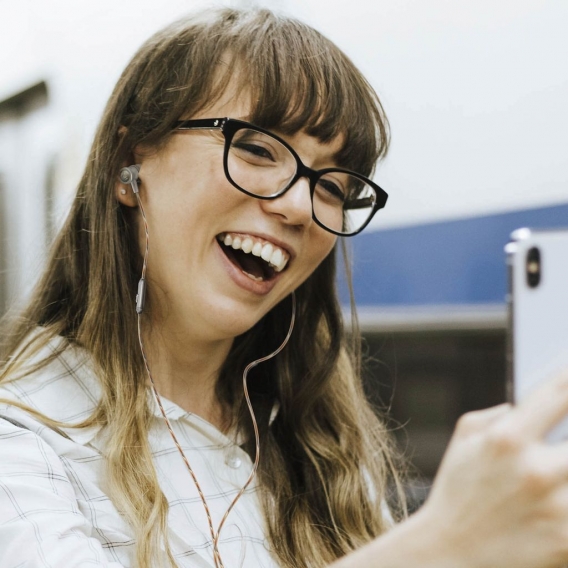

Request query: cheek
[
  {"left": 149, "top": 167, "right": 234, "bottom": 230},
  {"left": 302, "top": 234, "right": 337, "bottom": 275}
]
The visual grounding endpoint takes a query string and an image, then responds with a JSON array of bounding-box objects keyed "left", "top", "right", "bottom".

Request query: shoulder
[
  {"left": 0, "top": 333, "right": 101, "bottom": 426},
  {"left": 0, "top": 412, "right": 133, "bottom": 567},
  {"left": 0, "top": 336, "right": 134, "bottom": 567}
]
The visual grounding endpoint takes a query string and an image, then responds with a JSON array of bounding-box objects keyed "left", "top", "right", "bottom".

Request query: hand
[{"left": 416, "top": 370, "right": 568, "bottom": 568}]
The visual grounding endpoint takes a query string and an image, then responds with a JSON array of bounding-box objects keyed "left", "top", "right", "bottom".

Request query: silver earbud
[
  {"left": 118, "top": 164, "right": 141, "bottom": 194},
  {"left": 118, "top": 164, "right": 145, "bottom": 312},
  {"left": 136, "top": 278, "right": 146, "bottom": 314}
]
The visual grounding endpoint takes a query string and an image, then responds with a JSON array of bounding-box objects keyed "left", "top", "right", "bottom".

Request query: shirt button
[{"left": 226, "top": 456, "right": 242, "bottom": 469}]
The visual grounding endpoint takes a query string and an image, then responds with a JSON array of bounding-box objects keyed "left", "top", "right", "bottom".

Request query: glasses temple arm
[
  {"left": 175, "top": 118, "right": 226, "bottom": 130},
  {"left": 343, "top": 197, "right": 376, "bottom": 210}
]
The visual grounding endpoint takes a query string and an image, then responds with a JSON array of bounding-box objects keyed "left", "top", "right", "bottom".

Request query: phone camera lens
[{"left": 526, "top": 247, "right": 541, "bottom": 288}]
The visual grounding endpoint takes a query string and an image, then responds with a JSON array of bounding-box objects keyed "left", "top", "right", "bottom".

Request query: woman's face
[{"left": 125, "top": 89, "right": 339, "bottom": 342}]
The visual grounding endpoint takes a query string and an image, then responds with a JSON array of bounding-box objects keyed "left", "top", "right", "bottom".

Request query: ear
[
  {"left": 115, "top": 168, "right": 139, "bottom": 208},
  {"left": 115, "top": 127, "right": 140, "bottom": 208},
  {"left": 115, "top": 179, "right": 139, "bottom": 208}
]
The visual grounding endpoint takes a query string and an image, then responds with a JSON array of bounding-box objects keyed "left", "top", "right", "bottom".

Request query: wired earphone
[{"left": 119, "top": 164, "right": 296, "bottom": 568}]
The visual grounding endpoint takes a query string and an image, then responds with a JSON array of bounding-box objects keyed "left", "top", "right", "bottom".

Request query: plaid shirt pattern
[{"left": 0, "top": 337, "right": 279, "bottom": 567}]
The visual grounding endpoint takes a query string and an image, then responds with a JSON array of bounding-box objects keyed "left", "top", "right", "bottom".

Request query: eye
[
  {"left": 315, "top": 177, "right": 346, "bottom": 204},
  {"left": 233, "top": 141, "right": 276, "bottom": 162}
]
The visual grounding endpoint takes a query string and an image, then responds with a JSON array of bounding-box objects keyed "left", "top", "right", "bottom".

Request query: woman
[{"left": 1, "top": 7, "right": 568, "bottom": 568}]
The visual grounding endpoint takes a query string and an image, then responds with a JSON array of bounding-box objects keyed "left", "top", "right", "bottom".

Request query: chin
[{"left": 191, "top": 294, "right": 277, "bottom": 341}]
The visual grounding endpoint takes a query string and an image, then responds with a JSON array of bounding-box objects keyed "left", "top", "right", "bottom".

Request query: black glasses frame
[{"left": 174, "top": 117, "right": 388, "bottom": 236}]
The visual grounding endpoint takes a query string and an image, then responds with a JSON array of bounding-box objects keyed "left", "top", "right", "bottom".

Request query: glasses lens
[
  {"left": 227, "top": 128, "right": 296, "bottom": 197},
  {"left": 312, "top": 172, "right": 376, "bottom": 235}
]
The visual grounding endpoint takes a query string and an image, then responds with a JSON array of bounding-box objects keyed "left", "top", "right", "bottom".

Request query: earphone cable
[
  {"left": 135, "top": 191, "right": 223, "bottom": 566},
  {"left": 214, "top": 292, "right": 296, "bottom": 546},
  {"left": 133, "top": 188, "right": 296, "bottom": 568}
]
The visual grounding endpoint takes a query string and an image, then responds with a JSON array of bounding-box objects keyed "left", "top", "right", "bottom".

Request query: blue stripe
[{"left": 338, "top": 202, "right": 568, "bottom": 306}]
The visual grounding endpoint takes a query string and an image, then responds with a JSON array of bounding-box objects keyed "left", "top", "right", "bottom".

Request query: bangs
[
  {"left": 221, "top": 16, "right": 390, "bottom": 177},
  {"left": 122, "top": 8, "right": 389, "bottom": 178}
]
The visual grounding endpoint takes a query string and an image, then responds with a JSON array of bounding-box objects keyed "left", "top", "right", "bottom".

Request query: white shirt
[{"left": 0, "top": 336, "right": 280, "bottom": 567}]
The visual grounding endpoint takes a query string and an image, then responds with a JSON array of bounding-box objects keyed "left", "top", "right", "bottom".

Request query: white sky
[{"left": 1, "top": 0, "right": 567, "bottom": 230}]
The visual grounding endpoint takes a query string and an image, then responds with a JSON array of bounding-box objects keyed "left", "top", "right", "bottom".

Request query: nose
[{"left": 259, "top": 177, "right": 313, "bottom": 228}]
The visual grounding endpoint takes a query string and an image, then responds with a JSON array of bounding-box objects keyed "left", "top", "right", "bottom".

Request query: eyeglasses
[{"left": 174, "top": 118, "right": 388, "bottom": 236}]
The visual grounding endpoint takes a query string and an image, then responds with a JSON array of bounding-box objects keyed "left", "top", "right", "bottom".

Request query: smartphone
[{"left": 506, "top": 227, "right": 568, "bottom": 443}]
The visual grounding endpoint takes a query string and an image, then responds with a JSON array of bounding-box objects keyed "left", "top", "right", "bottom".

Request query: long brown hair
[{"left": 0, "top": 8, "right": 405, "bottom": 567}]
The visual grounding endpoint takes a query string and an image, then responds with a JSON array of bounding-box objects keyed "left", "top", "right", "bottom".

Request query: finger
[
  {"left": 455, "top": 403, "right": 512, "bottom": 437},
  {"left": 512, "top": 370, "right": 568, "bottom": 440},
  {"left": 544, "top": 439, "right": 568, "bottom": 468},
  {"left": 521, "top": 442, "right": 568, "bottom": 488}
]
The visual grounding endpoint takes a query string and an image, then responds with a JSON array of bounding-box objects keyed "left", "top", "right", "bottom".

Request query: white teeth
[
  {"left": 260, "top": 244, "right": 273, "bottom": 262},
  {"left": 242, "top": 270, "right": 263, "bottom": 282},
  {"left": 218, "top": 233, "right": 290, "bottom": 274},
  {"left": 241, "top": 238, "right": 253, "bottom": 253},
  {"left": 274, "top": 257, "right": 289, "bottom": 273},
  {"left": 269, "top": 248, "right": 283, "bottom": 268}
]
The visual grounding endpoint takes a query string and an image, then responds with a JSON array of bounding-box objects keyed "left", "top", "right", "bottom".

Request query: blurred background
[{"left": 1, "top": 0, "right": 567, "bottom": 508}]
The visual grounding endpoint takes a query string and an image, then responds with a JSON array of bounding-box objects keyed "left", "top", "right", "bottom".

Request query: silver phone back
[{"left": 507, "top": 228, "right": 568, "bottom": 442}]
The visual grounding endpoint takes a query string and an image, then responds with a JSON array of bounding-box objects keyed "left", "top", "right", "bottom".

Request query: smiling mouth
[{"left": 217, "top": 232, "right": 290, "bottom": 282}]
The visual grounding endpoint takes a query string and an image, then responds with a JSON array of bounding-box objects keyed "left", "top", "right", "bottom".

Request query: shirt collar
[
  {"left": 147, "top": 388, "right": 243, "bottom": 448},
  {"left": 9, "top": 332, "right": 279, "bottom": 449}
]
